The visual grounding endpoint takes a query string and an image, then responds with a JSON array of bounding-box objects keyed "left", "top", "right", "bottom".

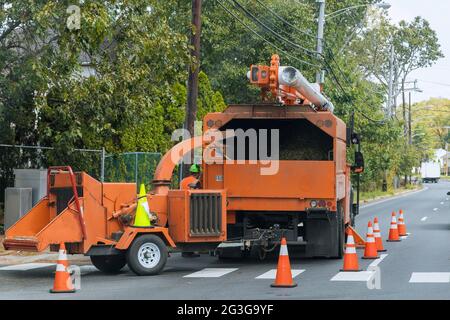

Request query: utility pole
[
  {"left": 316, "top": 0, "right": 326, "bottom": 84},
  {"left": 387, "top": 45, "right": 395, "bottom": 118},
  {"left": 185, "top": 0, "right": 202, "bottom": 142},
  {"left": 183, "top": 0, "right": 202, "bottom": 177},
  {"left": 402, "top": 79, "right": 407, "bottom": 137},
  {"left": 408, "top": 91, "right": 412, "bottom": 145}
]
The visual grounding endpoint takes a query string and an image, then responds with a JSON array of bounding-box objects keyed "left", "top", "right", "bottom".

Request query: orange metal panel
[
  {"left": 224, "top": 161, "right": 335, "bottom": 199},
  {"left": 227, "top": 211, "right": 236, "bottom": 224},
  {"left": 5, "top": 198, "right": 51, "bottom": 239},
  {"left": 35, "top": 201, "right": 84, "bottom": 251},
  {"left": 167, "top": 190, "right": 187, "bottom": 243},
  {"left": 203, "top": 164, "right": 224, "bottom": 190},
  {"left": 167, "top": 189, "right": 227, "bottom": 243},
  {"left": 102, "top": 182, "right": 136, "bottom": 237},
  {"left": 115, "top": 226, "right": 176, "bottom": 250}
]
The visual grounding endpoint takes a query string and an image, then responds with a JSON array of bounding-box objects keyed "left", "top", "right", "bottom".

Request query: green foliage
[{"left": 0, "top": 0, "right": 444, "bottom": 197}]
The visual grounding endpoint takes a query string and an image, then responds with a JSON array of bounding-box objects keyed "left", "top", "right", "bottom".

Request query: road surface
[{"left": 1, "top": 181, "right": 449, "bottom": 299}]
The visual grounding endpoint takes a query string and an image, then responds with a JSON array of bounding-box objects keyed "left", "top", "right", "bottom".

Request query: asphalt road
[{"left": 1, "top": 181, "right": 449, "bottom": 300}]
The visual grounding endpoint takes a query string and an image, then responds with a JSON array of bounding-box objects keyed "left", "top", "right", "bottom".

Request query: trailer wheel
[
  {"left": 90, "top": 255, "right": 126, "bottom": 274},
  {"left": 126, "top": 234, "right": 168, "bottom": 276}
]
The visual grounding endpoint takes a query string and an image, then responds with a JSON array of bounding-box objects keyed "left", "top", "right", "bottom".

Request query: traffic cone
[
  {"left": 346, "top": 226, "right": 366, "bottom": 249},
  {"left": 50, "top": 243, "right": 75, "bottom": 293},
  {"left": 133, "top": 184, "right": 151, "bottom": 227},
  {"left": 387, "top": 212, "right": 401, "bottom": 242},
  {"left": 373, "top": 218, "right": 387, "bottom": 252},
  {"left": 341, "top": 228, "right": 361, "bottom": 272},
  {"left": 362, "top": 221, "right": 380, "bottom": 259},
  {"left": 398, "top": 209, "right": 407, "bottom": 237},
  {"left": 271, "top": 238, "right": 297, "bottom": 288}
]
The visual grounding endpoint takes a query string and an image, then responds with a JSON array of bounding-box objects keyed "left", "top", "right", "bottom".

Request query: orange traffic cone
[
  {"left": 50, "top": 243, "right": 75, "bottom": 294},
  {"left": 398, "top": 209, "right": 407, "bottom": 237},
  {"left": 341, "top": 228, "right": 361, "bottom": 272},
  {"left": 271, "top": 237, "right": 297, "bottom": 288},
  {"left": 362, "top": 221, "right": 380, "bottom": 259},
  {"left": 387, "top": 212, "right": 401, "bottom": 242},
  {"left": 373, "top": 217, "right": 387, "bottom": 252}
]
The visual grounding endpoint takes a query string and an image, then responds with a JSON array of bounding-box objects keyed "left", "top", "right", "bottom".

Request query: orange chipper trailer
[{"left": 3, "top": 55, "right": 364, "bottom": 275}]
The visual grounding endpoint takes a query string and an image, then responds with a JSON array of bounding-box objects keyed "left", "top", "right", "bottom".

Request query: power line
[
  {"left": 222, "top": 0, "right": 386, "bottom": 125},
  {"left": 217, "top": 1, "right": 320, "bottom": 68},
  {"left": 253, "top": 0, "right": 316, "bottom": 40},
  {"left": 228, "top": 0, "right": 318, "bottom": 58},
  {"left": 417, "top": 79, "right": 450, "bottom": 88}
]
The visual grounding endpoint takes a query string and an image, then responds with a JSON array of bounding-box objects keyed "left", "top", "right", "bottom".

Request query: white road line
[
  {"left": 369, "top": 254, "right": 388, "bottom": 268},
  {"left": 0, "top": 263, "right": 55, "bottom": 271},
  {"left": 440, "top": 202, "right": 444, "bottom": 205},
  {"left": 183, "top": 268, "right": 238, "bottom": 278},
  {"left": 330, "top": 254, "right": 388, "bottom": 282},
  {"left": 255, "top": 269, "right": 304, "bottom": 279},
  {"left": 433, "top": 208, "right": 438, "bottom": 212},
  {"left": 409, "top": 273, "right": 450, "bottom": 283},
  {"left": 331, "top": 271, "right": 375, "bottom": 282},
  {"left": 421, "top": 216, "right": 428, "bottom": 222}
]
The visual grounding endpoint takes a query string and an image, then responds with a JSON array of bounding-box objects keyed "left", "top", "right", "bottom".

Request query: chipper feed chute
[{"left": 3, "top": 167, "right": 104, "bottom": 253}]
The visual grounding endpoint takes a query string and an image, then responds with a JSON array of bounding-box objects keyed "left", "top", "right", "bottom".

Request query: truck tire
[
  {"left": 126, "top": 234, "right": 168, "bottom": 276},
  {"left": 90, "top": 255, "right": 126, "bottom": 274}
]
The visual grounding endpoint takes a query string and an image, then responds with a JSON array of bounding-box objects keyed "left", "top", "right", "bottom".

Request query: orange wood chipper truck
[{"left": 2, "top": 55, "right": 364, "bottom": 275}]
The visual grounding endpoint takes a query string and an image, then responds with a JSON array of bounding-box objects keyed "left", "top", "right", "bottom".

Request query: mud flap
[{"left": 305, "top": 211, "right": 339, "bottom": 258}]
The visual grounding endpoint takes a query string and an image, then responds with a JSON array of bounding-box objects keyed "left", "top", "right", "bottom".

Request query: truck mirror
[{"left": 352, "top": 151, "right": 364, "bottom": 173}]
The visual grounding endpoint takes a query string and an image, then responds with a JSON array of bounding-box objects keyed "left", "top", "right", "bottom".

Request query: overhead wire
[
  {"left": 220, "top": 0, "right": 387, "bottom": 124},
  {"left": 217, "top": 1, "right": 320, "bottom": 68},
  {"left": 228, "top": 0, "right": 319, "bottom": 58},
  {"left": 252, "top": 0, "right": 317, "bottom": 40}
]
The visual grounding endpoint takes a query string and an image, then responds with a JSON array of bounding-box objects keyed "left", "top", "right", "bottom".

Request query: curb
[
  {"left": 0, "top": 253, "right": 89, "bottom": 266},
  {"left": 360, "top": 186, "right": 425, "bottom": 209}
]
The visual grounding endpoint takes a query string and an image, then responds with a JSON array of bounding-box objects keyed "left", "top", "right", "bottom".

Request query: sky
[{"left": 387, "top": 0, "right": 450, "bottom": 103}]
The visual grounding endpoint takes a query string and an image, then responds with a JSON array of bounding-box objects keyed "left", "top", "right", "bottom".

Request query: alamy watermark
[{"left": 171, "top": 121, "right": 280, "bottom": 176}]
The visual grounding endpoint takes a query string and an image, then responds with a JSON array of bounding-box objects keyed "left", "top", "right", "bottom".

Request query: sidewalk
[{"left": 0, "top": 235, "right": 90, "bottom": 265}]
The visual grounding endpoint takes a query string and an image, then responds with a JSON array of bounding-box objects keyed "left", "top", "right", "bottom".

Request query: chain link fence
[
  {"left": 104, "top": 152, "right": 165, "bottom": 191},
  {"left": 0, "top": 146, "right": 169, "bottom": 230}
]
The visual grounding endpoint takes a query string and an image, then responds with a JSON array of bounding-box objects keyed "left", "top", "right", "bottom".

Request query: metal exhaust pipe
[{"left": 278, "top": 66, "right": 334, "bottom": 112}]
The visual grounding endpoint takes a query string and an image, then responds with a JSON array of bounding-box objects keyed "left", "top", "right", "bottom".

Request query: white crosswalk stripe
[
  {"left": 331, "top": 271, "right": 375, "bottom": 282},
  {"left": 0, "top": 263, "right": 55, "bottom": 271},
  {"left": 409, "top": 272, "right": 450, "bottom": 283},
  {"left": 183, "top": 268, "right": 238, "bottom": 278},
  {"left": 255, "top": 269, "right": 304, "bottom": 279}
]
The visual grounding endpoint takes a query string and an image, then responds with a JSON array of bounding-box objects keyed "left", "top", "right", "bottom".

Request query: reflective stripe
[
  {"left": 374, "top": 232, "right": 381, "bottom": 237},
  {"left": 56, "top": 264, "right": 67, "bottom": 272},
  {"left": 58, "top": 250, "right": 67, "bottom": 260},
  {"left": 366, "top": 237, "right": 375, "bottom": 243},
  {"left": 347, "top": 235, "right": 355, "bottom": 245},
  {"left": 346, "top": 246, "right": 357, "bottom": 254},
  {"left": 367, "top": 227, "right": 373, "bottom": 234},
  {"left": 392, "top": 217, "right": 397, "bottom": 223},
  {"left": 279, "top": 245, "right": 288, "bottom": 256},
  {"left": 391, "top": 224, "right": 398, "bottom": 229},
  {"left": 374, "top": 223, "right": 380, "bottom": 230}
]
